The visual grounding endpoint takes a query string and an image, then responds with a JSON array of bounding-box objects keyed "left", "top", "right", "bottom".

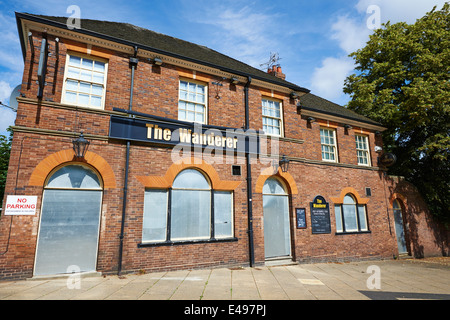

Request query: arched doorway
[
  {"left": 393, "top": 199, "right": 408, "bottom": 255},
  {"left": 34, "top": 164, "right": 103, "bottom": 276},
  {"left": 263, "top": 177, "right": 291, "bottom": 260}
]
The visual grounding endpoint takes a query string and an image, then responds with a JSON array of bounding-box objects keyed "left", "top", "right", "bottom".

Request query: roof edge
[
  {"left": 301, "top": 106, "right": 387, "bottom": 131},
  {"left": 16, "top": 12, "right": 309, "bottom": 93}
]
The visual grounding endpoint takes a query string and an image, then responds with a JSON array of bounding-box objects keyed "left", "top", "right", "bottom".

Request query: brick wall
[{"left": 0, "top": 30, "right": 444, "bottom": 280}]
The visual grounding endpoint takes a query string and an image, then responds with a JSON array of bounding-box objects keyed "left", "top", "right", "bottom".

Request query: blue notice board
[{"left": 296, "top": 208, "right": 307, "bottom": 229}]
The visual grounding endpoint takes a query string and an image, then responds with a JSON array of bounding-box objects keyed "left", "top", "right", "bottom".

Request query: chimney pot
[{"left": 268, "top": 65, "right": 286, "bottom": 80}]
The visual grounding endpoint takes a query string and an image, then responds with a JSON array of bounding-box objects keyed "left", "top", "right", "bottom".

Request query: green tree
[
  {"left": 344, "top": 3, "right": 450, "bottom": 223},
  {"left": 0, "top": 128, "right": 12, "bottom": 206}
]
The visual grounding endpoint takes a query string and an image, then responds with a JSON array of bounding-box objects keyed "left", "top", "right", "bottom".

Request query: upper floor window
[
  {"left": 262, "top": 98, "right": 283, "bottom": 136},
  {"left": 178, "top": 80, "right": 207, "bottom": 124},
  {"left": 320, "top": 128, "right": 338, "bottom": 162},
  {"left": 355, "top": 134, "right": 371, "bottom": 166},
  {"left": 62, "top": 53, "right": 108, "bottom": 109}
]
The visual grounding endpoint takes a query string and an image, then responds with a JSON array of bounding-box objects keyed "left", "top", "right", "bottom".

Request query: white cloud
[
  {"left": 184, "top": 2, "right": 283, "bottom": 69},
  {"left": 0, "top": 81, "right": 16, "bottom": 135},
  {"left": 355, "top": 0, "right": 447, "bottom": 24},
  {"left": 310, "top": 0, "right": 447, "bottom": 105},
  {"left": 331, "top": 15, "right": 371, "bottom": 55},
  {"left": 0, "top": 12, "right": 23, "bottom": 73},
  {"left": 0, "top": 80, "right": 13, "bottom": 104},
  {"left": 0, "top": 109, "right": 16, "bottom": 136},
  {"left": 310, "top": 56, "right": 355, "bottom": 101}
]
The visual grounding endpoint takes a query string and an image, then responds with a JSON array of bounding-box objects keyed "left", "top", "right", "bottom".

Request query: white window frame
[
  {"left": 141, "top": 169, "right": 235, "bottom": 244},
  {"left": 61, "top": 52, "right": 108, "bottom": 109},
  {"left": 320, "top": 128, "right": 338, "bottom": 162},
  {"left": 178, "top": 79, "right": 208, "bottom": 124},
  {"left": 335, "top": 194, "right": 369, "bottom": 233},
  {"left": 262, "top": 97, "right": 284, "bottom": 137},
  {"left": 355, "top": 134, "right": 371, "bottom": 166},
  {"left": 213, "top": 191, "right": 235, "bottom": 240}
]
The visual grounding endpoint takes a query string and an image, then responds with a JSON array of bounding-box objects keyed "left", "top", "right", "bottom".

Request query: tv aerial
[{"left": 260, "top": 52, "right": 281, "bottom": 70}]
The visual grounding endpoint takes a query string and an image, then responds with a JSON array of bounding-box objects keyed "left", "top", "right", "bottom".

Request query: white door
[
  {"left": 393, "top": 199, "right": 408, "bottom": 254},
  {"left": 34, "top": 165, "right": 103, "bottom": 276},
  {"left": 263, "top": 178, "right": 291, "bottom": 259}
]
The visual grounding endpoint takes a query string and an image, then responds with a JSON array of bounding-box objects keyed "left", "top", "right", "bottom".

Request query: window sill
[
  {"left": 138, "top": 237, "right": 238, "bottom": 248},
  {"left": 335, "top": 231, "right": 371, "bottom": 235},
  {"left": 322, "top": 159, "right": 338, "bottom": 163}
]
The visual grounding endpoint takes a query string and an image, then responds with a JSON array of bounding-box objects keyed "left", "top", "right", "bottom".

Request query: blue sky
[{"left": 0, "top": 0, "right": 447, "bottom": 136}]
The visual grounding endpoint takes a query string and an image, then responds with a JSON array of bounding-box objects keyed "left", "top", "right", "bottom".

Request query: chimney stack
[{"left": 268, "top": 65, "right": 286, "bottom": 80}]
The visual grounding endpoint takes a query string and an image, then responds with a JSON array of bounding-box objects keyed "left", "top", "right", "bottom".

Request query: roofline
[
  {"left": 16, "top": 12, "right": 310, "bottom": 94},
  {"left": 301, "top": 106, "right": 387, "bottom": 131},
  {"left": 16, "top": 12, "right": 27, "bottom": 61}
]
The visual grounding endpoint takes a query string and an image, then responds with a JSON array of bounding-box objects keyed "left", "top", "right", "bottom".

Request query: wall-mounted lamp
[
  {"left": 375, "top": 146, "right": 383, "bottom": 153},
  {"left": 55, "top": 37, "right": 59, "bottom": 60},
  {"left": 153, "top": 57, "right": 163, "bottom": 66},
  {"left": 279, "top": 155, "right": 290, "bottom": 173},
  {"left": 72, "top": 132, "right": 90, "bottom": 159},
  {"left": 307, "top": 117, "right": 316, "bottom": 123},
  {"left": 290, "top": 92, "right": 299, "bottom": 99},
  {"left": 230, "top": 77, "right": 240, "bottom": 85},
  {"left": 28, "top": 32, "right": 35, "bottom": 59},
  {"left": 129, "top": 57, "right": 139, "bottom": 67},
  {"left": 343, "top": 124, "right": 352, "bottom": 130}
]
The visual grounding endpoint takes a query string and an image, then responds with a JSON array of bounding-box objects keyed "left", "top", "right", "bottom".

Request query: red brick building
[{"left": 0, "top": 13, "right": 447, "bottom": 280}]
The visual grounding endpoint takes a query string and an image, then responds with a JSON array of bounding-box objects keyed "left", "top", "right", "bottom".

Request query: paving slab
[
  {"left": 201, "top": 268, "right": 232, "bottom": 300},
  {"left": 230, "top": 267, "right": 260, "bottom": 300},
  {"left": 0, "top": 258, "right": 448, "bottom": 301}
]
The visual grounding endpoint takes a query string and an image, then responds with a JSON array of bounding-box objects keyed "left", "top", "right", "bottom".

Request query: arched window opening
[
  {"left": 172, "top": 169, "right": 211, "bottom": 240},
  {"left": 34, "top": 164, "right": 103, "bottom": 276},
  {"left": 46, "top": 164, "right": 102, "bottom": 189},
  {"left": 263, "top": 177, "right": 287, "bottom": 195},
  {"left": 335, "top": 193, "right": 369, "bottom": 233},
  {"left": 142, "top": 169, "right": 234, "bottom": 244}
]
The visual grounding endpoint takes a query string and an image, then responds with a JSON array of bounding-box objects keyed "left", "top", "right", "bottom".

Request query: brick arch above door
[
  {"left": 29, "top": 149, "right": 117, "bottom": 189},
  {"left": 255, "top": 167, "right": 298, "bottom": 195},
  {"left": 389, "top": 193, "right": 408, "bottom": 211}
]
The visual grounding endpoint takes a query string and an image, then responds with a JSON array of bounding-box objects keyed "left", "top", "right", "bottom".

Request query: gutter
[
  {"left": 244, "top": 77, "right": 255, "bottom": 267},
  {"left": 15, "top": 12, "right": 309, "bottom": 94},
  {"left": 301, "top": 106, "right": 387, "bottom": 131},
  {"left": 117, "top": 46, "right": 138, "bottom": 276}
]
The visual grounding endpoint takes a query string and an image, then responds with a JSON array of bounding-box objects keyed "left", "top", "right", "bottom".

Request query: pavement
[{"left": 0, "top": 258, "right": 449, "bottom": 301}]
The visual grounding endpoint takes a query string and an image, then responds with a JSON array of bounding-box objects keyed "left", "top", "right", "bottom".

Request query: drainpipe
[
  {"left": 244, "top": 77, "right": 255, "bottom": 267},
  {"left": 118, "top": 46, "right": 138, "bottom": 276}
]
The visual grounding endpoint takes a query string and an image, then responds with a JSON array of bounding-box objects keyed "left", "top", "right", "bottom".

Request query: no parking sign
[{"left": 4, "top": 196, "right": 38, "bottom": 216}]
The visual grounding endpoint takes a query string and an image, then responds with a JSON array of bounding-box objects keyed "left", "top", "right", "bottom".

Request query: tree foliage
[{"left": 344, "top": 3, "right": 450, "bottom": 222}]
